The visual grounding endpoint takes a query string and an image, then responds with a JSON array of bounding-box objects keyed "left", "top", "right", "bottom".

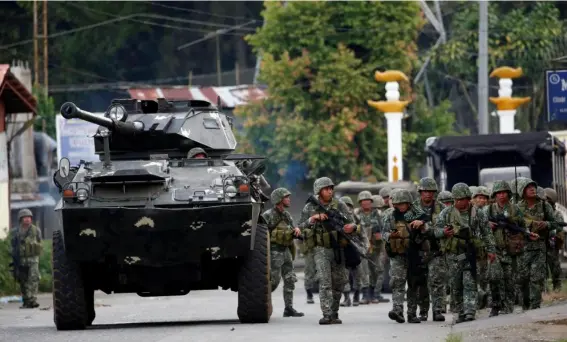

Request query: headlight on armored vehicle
[
  {"left": 76, "top": 188, "right": 89, "bottom": 202},
  {"left": 225, "top": 185, "right": 238, "bottom": 198}
]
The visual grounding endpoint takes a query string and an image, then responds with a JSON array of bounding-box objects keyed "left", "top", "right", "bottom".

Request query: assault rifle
[
  {"left": 488, "top": 214, "right": 531, "bottom": 237},
  {"left": 306, "top": 196, "right": 377, "bottom": 269},
  {"left": 448, "top": 224, "right": 477, "bottom": 279},
  {"left": 406, "top": 215, "right": 429, "bottom": 287}
]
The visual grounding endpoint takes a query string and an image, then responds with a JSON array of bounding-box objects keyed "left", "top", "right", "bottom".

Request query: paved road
[{"left": 0, "top": 273, "right": 453, "bottom": 342}]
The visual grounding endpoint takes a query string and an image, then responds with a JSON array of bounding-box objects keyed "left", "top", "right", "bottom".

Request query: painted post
[
  {"left": 367, "top": 71, "right": 411, "bottom": 182},
  {"left": 489, "top": 67, "right": 531, "bottom": 134}
]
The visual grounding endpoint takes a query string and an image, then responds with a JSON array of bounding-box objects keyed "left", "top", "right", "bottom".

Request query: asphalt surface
[{"left": 0, "top": 272, "right": 454, "bottom": 342}]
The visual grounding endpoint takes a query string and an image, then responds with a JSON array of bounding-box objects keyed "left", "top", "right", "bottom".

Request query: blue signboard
[
  {"left": 55, "top": 114, "right": 103, "bottom": 166},
  {"left": 546, "top": 70, "right": 567, "bottom": 121}
]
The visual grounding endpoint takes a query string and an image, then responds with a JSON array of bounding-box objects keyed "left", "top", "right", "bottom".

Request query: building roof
[
  {"left": 128, "top": 85, "right": 267, "bottom": 108},
  {"left": 0, "top": 64, "right": 37, "bottom": 114}
]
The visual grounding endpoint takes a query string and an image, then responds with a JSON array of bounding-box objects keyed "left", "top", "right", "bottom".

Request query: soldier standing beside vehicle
[
  {"left": 339, "top": 196, "right": 369, "bottom": 307},
  {"left": 517, "top": 179, "right": 557, "bottom": 310},
  {"left": 9, "top": 209, "right": 42, "bottom": 309},
  {"left": 544, "top": 188, "right": 564, "bottom": 292},
  {"left": 472, "top": 186, "right": 491, "bottom": 310},
  {"left": 262, "top": 188, "right": 304, "bottom": 318},
  {"left": 435, "top": 183, "right": 496, "bottom": 323},
  {"left": 298, "top": 177, "right": 357, "bottom": 325},
  {"left": 382, "top": 189, "right": 428, "bottom": 324}
]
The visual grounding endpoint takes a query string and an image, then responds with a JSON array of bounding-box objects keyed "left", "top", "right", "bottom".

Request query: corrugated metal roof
[{"left": 128, "top": 85, "right": 267, "bottom": 108}]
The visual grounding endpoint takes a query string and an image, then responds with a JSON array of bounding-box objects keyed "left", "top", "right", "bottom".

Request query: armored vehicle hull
[{"left": 51, "top": 99, "right": 272, "bottom": 330}]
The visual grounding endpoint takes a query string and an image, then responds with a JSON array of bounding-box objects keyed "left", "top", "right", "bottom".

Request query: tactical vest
[
  {"left": 17, "top": 225, "right": 42, "bottom": 259},
  {"left": 521, "top": 201, "right": 550, "bottom": 236},
  {"left": 441, "top": 207, "right": 485, "bottom": 259},
  {"left": 487, "top": 203, "right": 524, "bottom": 255},
  {"left": 302, "top": 199, "right": 347, "bottom": 250},
  {"left": 270, "top": 219, "right": 295, "bottom": 247}
]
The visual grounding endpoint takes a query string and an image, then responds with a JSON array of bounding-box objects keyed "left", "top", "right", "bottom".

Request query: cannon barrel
[{"left": 60, "top": 102, "right": 143, "bottom": 134}]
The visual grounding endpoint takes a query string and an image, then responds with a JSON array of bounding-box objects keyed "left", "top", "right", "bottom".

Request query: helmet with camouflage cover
[
  {"left": 537, "top": 186, "right": 546, "bottom": 200},
  {"left": 371, "top": 195, "right": 384, "bottom": 208},
  {"left": 544, "top": 188, "right": 558, "bottom": 203},
  {"left": 357, "top": 190, "right": 373, "bottom": 203},
  {"left": 379, "top": 187, "right": 391, "bottom": 198},
  {"left": 472, "top": 186, "right": 490, "bottom": 198},
  {"left": 509, "top": 177, "right": 528, "bottom": 195},
  {"left": 187, "top": 147, "right": 207, "bottom": 158},
  {"left": 391, "top": 189, "right": 413, "bottom": 204},
  {"left": 437, "top": 190, "right": 453, "bottom": 203},
  {"left": 469, "top": 186, "right": 478, "bottom": 195},
  {"left": 339, "top": 196, "right": 354, "bottom": 207},
  {"left": 313, "top": 177, "right": 334, "bottom": 195},
  {"left": 417, "top": 177, "right": 438, "bottom": 192},
  {"left": 270, "top": 187, "right": 291, "bottom": 205},
  {"left": 491, "top": 180, "right": 512, "bottom": 198},
  {"left": 517, "top": 178, "right": 537, "bottom": 197},
  {"left": 18, "top": 208, "right": 33, "bottom": 220},
  {"left": 451, "top": 183, "right": 472, "bottom": 199}
]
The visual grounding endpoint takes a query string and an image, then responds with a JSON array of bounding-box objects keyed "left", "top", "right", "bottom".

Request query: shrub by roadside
[{"left": 0, "top": 238, "right": 52, "bottom": 296}]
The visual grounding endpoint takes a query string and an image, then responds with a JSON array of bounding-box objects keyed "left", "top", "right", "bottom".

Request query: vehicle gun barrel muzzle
[{"left": 61, "top": 102, "right": 114, "bottom": 128}]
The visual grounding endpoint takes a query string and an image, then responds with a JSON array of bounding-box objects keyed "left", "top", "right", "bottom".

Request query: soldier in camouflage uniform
[
  {"left": 298, "top": 177, "right": 357, "bottom": 324},
  {"left": 472, "top": 186, "right": 491, "bottom": 310},
  {"left": 382, "top": 189, "right": 428, "bottom": 324},
  {"left": 339, "top": 196, "right": 369, "bottom": 307},
  {"left": 303, "top": 242, "right": 317, "bottom": 304},
  {"left": 262, "top": 188, "right": 304, "bottom": 317},
  {"left": 379, "top": 187, "right": 392, "bottom": 210},
  {"left": 434, "top": 183, "right": 497, "bottom": 323},
  {"left": 544, "top": 188, "right": 565, "bottom": 292},
  {"left": 437, "top": 191, "right": 454, "bottom": 208},
  {"left": 469, "top": 186, "right": 478, "bottom": 205},
  {"left": 372, "top": 195, "right": 385, "bottom": 213},
  {"left": 9, "top": 209, "right": 42, "bottom": 309},
  {"left": 517, "top": 178, "right": 557, "bottom": 310}
]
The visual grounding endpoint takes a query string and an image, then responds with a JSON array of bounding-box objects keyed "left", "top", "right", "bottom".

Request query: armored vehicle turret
[{"left": 51, "top": 98, "right": 272, "bottom": 330}]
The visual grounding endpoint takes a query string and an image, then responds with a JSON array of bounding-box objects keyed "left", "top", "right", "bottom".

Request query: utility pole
[
  {"left": 33, "top": 0, "right": 39, "bottom": 86},
  {"left": 43, "top": 0, "right": 48, "bottom": 95},
  {"left": 478, "top": 0, "right": 489, "bottom": 134}
]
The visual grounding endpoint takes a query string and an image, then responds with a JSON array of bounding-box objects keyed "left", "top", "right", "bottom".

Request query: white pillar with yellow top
[
  {"left": 489, "top": 67, "right": 531, "bottom": 134},
  {"left": 367, "top": 71, "right": 411, "bottom": 182}
]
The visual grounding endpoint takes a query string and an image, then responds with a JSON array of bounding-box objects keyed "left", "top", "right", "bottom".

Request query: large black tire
[
  {"left": 237, "top": 223, "right": 272, "bottom": 323},
  {"left": 52, "top": 230, "right": 88, "bottom": 330}
]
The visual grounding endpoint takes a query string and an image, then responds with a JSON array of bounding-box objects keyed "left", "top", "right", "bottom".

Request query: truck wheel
[
  {"left": 237, "top": 223, "right": 272, "bottom": 323},
  {"left": 52, "top": 230, "right": 88, "bottom": 330}
]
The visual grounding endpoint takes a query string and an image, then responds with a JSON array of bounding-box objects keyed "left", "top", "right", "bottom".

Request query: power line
[{"left": 148, "top": 1, "right": 263, "bottom": 22}]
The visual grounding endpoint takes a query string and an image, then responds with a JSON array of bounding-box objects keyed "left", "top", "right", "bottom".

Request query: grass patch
[
  {"left": 542, "top": 279, "right": 567, "bottom": 305},
  {"left": 445, "top": 333, "right": 463, "bottom": 342}
]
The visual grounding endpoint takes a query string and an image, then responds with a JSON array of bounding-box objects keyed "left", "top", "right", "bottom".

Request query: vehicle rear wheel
[
  {"left": 237, "top": 223, "right": 272, "bottom": 323},
  {"left": 52, "top": 230, "right": 88, "bottom": 330}
]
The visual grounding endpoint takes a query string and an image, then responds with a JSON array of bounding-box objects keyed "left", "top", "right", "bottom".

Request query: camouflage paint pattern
[
  {"left": 313, "top": 247, "right": 348, "bottom": 317},
  {"left": 270, "top": 246, "right": 297, "bottom": 307}
]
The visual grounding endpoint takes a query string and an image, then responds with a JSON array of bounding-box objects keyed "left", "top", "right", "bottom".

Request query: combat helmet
[
  {"left": 270, "top": 187, "right": 291, "bottom": 205},
  {"left": 536, "top": 186, "right": 546, "bottom": 200},
  {"left": 544, "top": 188, "right": 558, "bottom": 204},
  {"left": 379, "top": 187, "right": 391, "bottom": 198},
  {"left": 187, "top": 147, "right": 207, "bottom": 158},
  {"left": 391, "top": 189, "right": 413, "bottom": 204},
  {"left": 313, "top": 177, "right": 334, "bottom": 195},
  {"left": 472, "top": 186, "right": 490, "bottom": 198},
  {"left": 437, "top": 190, "right": 453, "bottom": 203},
  {"left": 491, "top": 180, "right": 512, "bottom": 199},
  {"left": 417, "top": 177, "right": 438, "bottom": 192},
  {"left": 517, "top": 178, "right": 537, "bottom": 198},
  {"left": 339, "top": 196, "right": 354, "bottom": 208},
  {"left": 469, "top": 186, "right": 478, "bottom": 195},
  {"left": 451, "top": 183, "right": 472, "bottom": 199},
  {"left": 371, "top": 195, "right": 384, "bottom": 208},
  {"left": 18, "top": 208, "right": 33, "bottom": 220},
  {"left": 357, "top": 190, "right": 373, "bottom": 203}
]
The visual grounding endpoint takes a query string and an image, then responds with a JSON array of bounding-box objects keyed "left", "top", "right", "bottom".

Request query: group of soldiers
[{"left": 263, "top": 176, "right": 565, "bottom": 325}]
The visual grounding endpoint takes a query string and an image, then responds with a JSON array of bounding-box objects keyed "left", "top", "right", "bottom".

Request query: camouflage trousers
[
  {"left": 270, "top": 245, "right": 297, "bottom": 307},
  {"left": 313, "top": 246, "right": 348, "bottom": 317},
  {"left": 304, "top": 249, "right": 317, "bottom": 290},
  {"left": 518, "top": 244, "right": 546, "bottom": 309},
  {"left": 477, "top": 259, "right": 490, "bottom": 303},
  {"left": 546, "top": 247, "right": 562, "bottom": 289},
  {"left": 428, "top": 254, "right": 447, "bottom": 313},
  {"left": 447, "top": 253, "right": 477, "bottom": 316},
  {"left": 488, "top": 252, "right": 515, "bottom": 313},
  {"left": 390, "top": 256, "right": 426, "bottom": 315},
  {"left": 343, "top": 260, "right": 368, "bottom": 292},
  {"left": 368, "top": 243, "right": 386, "bottom": 296},
  {"left": 18, "top": 262, "right": 40, "bottom": 306}
]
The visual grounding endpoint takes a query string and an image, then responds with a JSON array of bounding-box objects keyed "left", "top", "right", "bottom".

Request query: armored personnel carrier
[{"left": 51, "top": 98, "right": 272, "bottom": 330}]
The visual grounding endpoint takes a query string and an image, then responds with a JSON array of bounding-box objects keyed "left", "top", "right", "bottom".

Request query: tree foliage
[{"left": 32, "top": 86, "right": 56, "bottom": 138}]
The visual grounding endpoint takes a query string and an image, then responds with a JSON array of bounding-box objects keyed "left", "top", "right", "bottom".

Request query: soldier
[
  {"left": 544, "top": 188, "right": 565, "bottom": 292},
  {"left": 9, "top": 209, "right": 42, "bottom": 309},
  {"left": 303, "top": 241, "right": 317, "bottom": 304},
  {"left": 485, "top": 181, "right": 534, "bottom": 316},
  {"left": 413, "top": 177, "right": 444, "bottom": 321},
  {"left": 261, "top": 188, "right": 304, "bottom": 317},
  {"left": 339, "top": 196, "right": 369, "bottom": 307},
  {"left": 472, "top": 186, "right": 491, "bottom": 310},
  {"left": 516, "top": 178, "right": 557, "bottom": 310},
  {"left": 469, "top": 186, "right": 478, "bottom": 206},
  {"left": 435, "top": 183, "right": 497, "bottom": 323},
  {"left": 382, "top": 189, "right": 428, "bottom": 324},
  {"left": 437, "top": 191, "right": 454, "bottom": 208},
  {"left": 187, "top": 147, "right": 208, "bottom": 159},
  {"left": 436, "top": 189, "right": 454, "bottom": 314},
  {"left": 379, "top": 187, "right": 392, "bottom": 210},
  {"left": 298, "top": 177, "right": 357, "bottom": 324},
  {"left": 372, "top": 195, "right": 385, "bottom": 214}
]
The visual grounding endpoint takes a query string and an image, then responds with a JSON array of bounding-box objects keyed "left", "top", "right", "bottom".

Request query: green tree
[{"left": 32, "top": 85, "right": 56, "bottom": 138}]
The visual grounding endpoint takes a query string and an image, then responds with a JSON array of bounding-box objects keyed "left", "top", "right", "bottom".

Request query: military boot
[
  {"left": 306, "top": 289, "right": 315, "bottom": 304},
  {"left": 388, "top": 309, "right": 405, "bottom": 323},
  {"left": 441, "top": 306, "right": 447, "bottom": 314},
  {"left": 340, "top": 292, "right": 352, "bottom": 307},
  {"left": 489, "top": 307, "right": 499, "bottom": 317},
  {"left": 433, "top": 311, "right": 445, "bottom": 322},
  {"left": 352, "top": 290, "right": 360, "bottom": 306},
  {"left": 359, "top": 287, "right": 370, "bottom": 305},
  {"left": 419, "top": 311, "right": 428, "bottom": 321},
  {"left": 464, "top": 314, "right": 475, "bottom": 322},
  {"left": 370, "top": 286, "right": 379, "bottom": 303},
  {"left": 283, "top": 307, "right": 304, "bottom": 317},
  {"left": 407, "top": 313, "right": 421, "bottom": 323},
  {"left": 375, "top": 294, "right": 390, "bottom": 303},
  {"left": 331, "top": 312, "right": 342, "bottom": 324},
  {"left": 455, "top": 314, "right": 466, "bottom": 324},
  {"left": 319, "top": 315, "right": 333, "bottom": 325}
]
